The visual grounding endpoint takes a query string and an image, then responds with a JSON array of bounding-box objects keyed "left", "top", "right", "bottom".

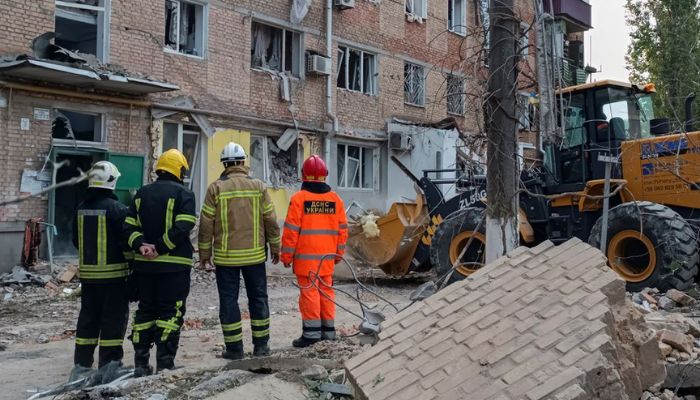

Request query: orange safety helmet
[{"left": 302, "top": 155, "right": 328, "bottom": 182}]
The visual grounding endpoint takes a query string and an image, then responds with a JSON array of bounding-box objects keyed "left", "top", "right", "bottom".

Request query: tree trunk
[{"left": 485, "top": 0, "right": 519, "bottom": 263}]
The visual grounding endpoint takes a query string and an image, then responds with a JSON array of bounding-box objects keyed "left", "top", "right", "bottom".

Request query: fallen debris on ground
[{"left": 345, "top": 238, "right": 666, "bottom": 400}]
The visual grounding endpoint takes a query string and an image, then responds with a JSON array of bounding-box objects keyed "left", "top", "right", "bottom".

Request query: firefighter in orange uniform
[{"left": 281, "top": 155, "right": 348, "bottom": 347}]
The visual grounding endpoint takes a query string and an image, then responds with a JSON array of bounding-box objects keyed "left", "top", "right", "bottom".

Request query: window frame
[
  {"left": 250, "top": 20, "right": 304, "bottom": 78},
  {"left": 161, "top": 121, "right": 201, "bottom": 188},
  {"left": 249, "top": 135, "right": 272, "bottom": 183},
  {"left": 446, "top": 74, "right": 465, "bottom": 115},
  {"left": 51, "top": 108, "right": 105, "bottom": 146},
  {"left": 336, "top": 142, "right": 378, "bottom": 191},
  {"left": 336, "top": 46, "right": 378, "bottom": 95},
  {"left": 54, "top": 0, "right": 111, "bottom": 63},
  {"left": 405, "top": 0, "right": 428, "bottom": 19},
  {"left": 520, "top": 22, "right": 530, "bottom": 59},
  {"left": 163, "top": 0, "right": 208, "bottom": 59},
  {"left": 448, "top": 0, "right": 467, "bottom": 36},
  {"left": 404, "top": 62, "right": 426, "bottom": 107}
]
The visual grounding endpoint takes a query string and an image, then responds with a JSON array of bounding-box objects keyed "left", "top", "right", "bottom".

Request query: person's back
[
  {"left": 281, "top": 155, "right": 348, "bottom": 347},
  {"left": 70, "top": 161, "right": 130, "bottom": 379},
  {"left": 123, "top": 149, "right": 196, "bottom": 376},
  {"left": 130, "top": 175, "right": 196, "bottom": 272},
  {"left": 199, "top": 142, "right": 280, "bottom": 360},
  {"left": 200, "top": 165, "right": 279, "bottom": 266}
]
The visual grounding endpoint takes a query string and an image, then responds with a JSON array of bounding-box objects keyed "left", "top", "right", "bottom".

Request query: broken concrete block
[
  {"left": 659, "top": 330, "right": 694, "bottom": 354},
  {"left": 58, "top": 265, "right": 78, "bottom": 282},
  {"left": 659, "top": 342, "right": 673, "bottom": 357},
  {"left": 665, "top": 289, "right": 696, "bottom": 307},
  {"left": 345, "top": 239, "right": 665, "bottom": 400},
  {"left": 658, "top": 296, "right": 676, "bottom": 310},
  {"left": 187, "top": 370, "right": 255, "bottom": 399},
  {"left": 302, "top": 364, "right": 328, "bottom": 381},
  {"left": 642, "top": 291, "right": 658, "bottom": 305},
  {"left": 664, "top": 362, "right": 700, "bottom": 388}
]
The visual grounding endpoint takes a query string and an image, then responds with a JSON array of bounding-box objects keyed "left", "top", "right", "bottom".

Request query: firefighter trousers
[
  {"left": 215, "top": 263, "right": 270, "bottom": 350},
  {"left": 74, "top": 282, "right": 129, "bottom": 368},
  {"left": 130, "top": 270, "right": 190, "bottom": 369},
  {"left": 295, "top": 274, "right": 335, "bottom": 340}
]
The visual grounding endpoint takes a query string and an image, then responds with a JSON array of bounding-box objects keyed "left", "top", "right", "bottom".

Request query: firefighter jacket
[
  {"left": 198, "top": 165, "right": 281, "bottom": 267},
  {"left": 72, "top": 188, "right": 130, "bottom": 283},
  {"left": 124, "top": 174, "right": 197, "bottom": 273},
  {"left": 281, "top": 182, "right": 348, "bottom": 277}
]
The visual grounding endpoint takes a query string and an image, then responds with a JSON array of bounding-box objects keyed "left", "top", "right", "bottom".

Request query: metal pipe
[{"left": 324, "top": 0, "right": 338, "bottom": 163}]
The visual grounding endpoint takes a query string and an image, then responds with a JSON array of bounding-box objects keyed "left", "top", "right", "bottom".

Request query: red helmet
[{"left": 302, "top": 155, "right": 328, "bottom": 182}]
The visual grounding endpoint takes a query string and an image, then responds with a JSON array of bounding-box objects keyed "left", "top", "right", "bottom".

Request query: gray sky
[{"left": 584, "top": 0, "right": 631, "bottom": 81}]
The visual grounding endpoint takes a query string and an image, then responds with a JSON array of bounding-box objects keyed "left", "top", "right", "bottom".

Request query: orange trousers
[{"left": 296, "top": 274, "right": 336, "bottom": 340}]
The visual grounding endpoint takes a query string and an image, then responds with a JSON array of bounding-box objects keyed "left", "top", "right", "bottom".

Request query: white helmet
[
  {"left": 88, "top": 161, "right": 121, "bottom": 190},
  {"left": 221, "top": 142, "right": 247, "bottom": 164}
]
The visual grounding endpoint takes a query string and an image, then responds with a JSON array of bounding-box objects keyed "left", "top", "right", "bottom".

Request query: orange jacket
[{"left": 281, "top": 189, "right": 348, "bottom": 277}]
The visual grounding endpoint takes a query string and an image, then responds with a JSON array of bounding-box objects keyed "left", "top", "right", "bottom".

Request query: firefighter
[
  {"left": 124, "top": 149, "right": 196, "bottom": 376},
  {"left": 198, "top": 142, "right": 281, "bottom": 360},
  {"left": 281, "top": 155, "right": 348, "bottom": 347},
  {"left": 71, "top": 161, "right": 130, "bottom": 377}
]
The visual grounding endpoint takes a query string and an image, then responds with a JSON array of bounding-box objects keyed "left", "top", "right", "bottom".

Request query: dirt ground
[{"left": 0, "top": 260, "right": 425, "bottom": 400}]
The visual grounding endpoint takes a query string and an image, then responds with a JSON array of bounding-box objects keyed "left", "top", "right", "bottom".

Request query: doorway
[{"left": 51, "top": 151, "right": 103, "bottom": 256}]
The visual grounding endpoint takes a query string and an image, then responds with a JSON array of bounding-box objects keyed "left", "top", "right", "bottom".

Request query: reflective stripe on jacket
[
  {"left": 198, "top": 165, "right": 280, "bottom": 267},
  {"left": 281, "top": 188, "right": 348, "bottom": 277},
  {"left": 72, "top": 189, "right": 130, "bottom": 283},
  {"left": 123, "top": 175, "right": 196, "bottom": 273}
]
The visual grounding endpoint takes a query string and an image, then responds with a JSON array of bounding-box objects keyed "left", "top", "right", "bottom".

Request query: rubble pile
[{"left": 345, "top": 239, "right": 666, "bottom": 400}]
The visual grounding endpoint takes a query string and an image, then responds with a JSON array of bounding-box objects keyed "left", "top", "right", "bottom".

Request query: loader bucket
[{"left": 347, "top": 191, "right": 428, "bottom": 276}]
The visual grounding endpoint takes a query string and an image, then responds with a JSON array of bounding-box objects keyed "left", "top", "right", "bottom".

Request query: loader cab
[{"left": 543, "top": 80, "right": 656, "bottom": 194}]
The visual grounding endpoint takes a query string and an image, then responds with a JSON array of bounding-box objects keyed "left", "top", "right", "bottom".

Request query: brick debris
[{"left": 345, "top": 238, "right": 666, "bottom": 400}]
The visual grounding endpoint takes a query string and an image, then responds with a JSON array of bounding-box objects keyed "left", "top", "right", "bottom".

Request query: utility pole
[{"left": 485, "top": 0, "right": 519, "bottom": 263}]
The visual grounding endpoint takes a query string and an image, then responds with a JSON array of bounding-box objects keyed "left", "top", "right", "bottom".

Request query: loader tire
[
  {"left": 588, "top": 201, "right": 699, "bottom": 292},
  {"left": 430, "top": 207, "right": 486, "bottom": 285}
]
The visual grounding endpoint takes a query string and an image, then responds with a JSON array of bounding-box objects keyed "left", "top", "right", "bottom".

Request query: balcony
[
  {"left": 544, "top": 0, "right": 592, "bottom": 33},
  {"left": 557, "top": 57, "right": 588, "bottom": 87}
]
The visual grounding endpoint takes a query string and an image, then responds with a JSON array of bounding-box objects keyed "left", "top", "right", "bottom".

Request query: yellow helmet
[{"left": 156, "top": 149, "right": 189, "bottom": 180}]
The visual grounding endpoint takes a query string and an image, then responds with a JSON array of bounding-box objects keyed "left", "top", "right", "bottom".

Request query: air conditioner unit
[
  {"left": 334, "top": 0, "right": 355, "bottom": 9},
  {"left": 389, "top": 132, "right": 413, "bottom": 151},
  {"left": 306, "top": 54, "right": 332, "bottom": 76}
]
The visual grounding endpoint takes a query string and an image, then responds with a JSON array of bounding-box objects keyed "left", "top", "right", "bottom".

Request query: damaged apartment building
[{"left": 0, "top": 0, "right": 591, "bottom": 271}]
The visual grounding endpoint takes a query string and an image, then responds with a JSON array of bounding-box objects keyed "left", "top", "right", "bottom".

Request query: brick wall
[{"left": 0, "top": 91, "right": 150, "bottom": 222}]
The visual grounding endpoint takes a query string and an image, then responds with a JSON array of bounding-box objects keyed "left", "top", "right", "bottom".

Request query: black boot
[
  {"left": 292, "top": 336, "right": 320, "bottom": 348},
  {"left": 156, "top": 340, "right": 178, "bottom": 372},
  {"left": 253, "top": 343, "right": 270, "bottom": 357},
  {"left": 222, "top": 343, "right": 244, "bottom": 360},
  {"left": 133, "top": 344, "right": 153, "bottom": 377}
]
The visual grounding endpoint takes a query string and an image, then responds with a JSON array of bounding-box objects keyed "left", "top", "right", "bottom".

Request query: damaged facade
[{"left": 0, "top": 0, "right": 591, "bottom": 271}]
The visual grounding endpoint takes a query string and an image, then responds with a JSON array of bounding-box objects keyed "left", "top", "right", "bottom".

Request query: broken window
[
  {"left": 517, "top": 93, "right": 534, "bottom": 131},
  {"left": 162, "top": 122, "right": 201, "bottom": 189},
  {"left": 251, "top": 22, "right": 303, "bottom": 77},
  {"left": 249, "top": 135, "right": 299, "bottom": 187},
  {"left": 405, "top": 0, "right": 427, "bottom": 19},
  {"left": 52, "top": 109, "right": 103, "bottom": 142},
  {"left": 336, "top": 46, "right": 377, "bottom": 95},
  {"left": 54, "top": 0, "right": 108, "bottom": 61},
  {"left": 337, "top": 143, "right": 375, "bottom": 189},
  {"left": 448, "top": 0, "right": 466, "bottom": 35},
  {"left": 447, "top": 74, "right": 465, "bottom": 115},
  {"left": 404, "top": 62, "right": 425, "bottom": 107},
  {"left": 165, "top": 0, "right": 206, "bottom": 57}
]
